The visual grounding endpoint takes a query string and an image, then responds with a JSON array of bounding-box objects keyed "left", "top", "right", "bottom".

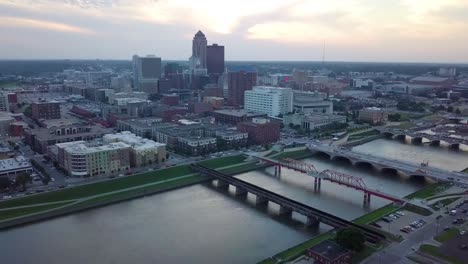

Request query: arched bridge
[
  {"left": 307, "top": 143, "right": 468, "bottom": 184},
  {"left": 191, "top": 164, "right": 386, "bottom": 243},
  {"left": 377, "top": 128, "right": 468, "bottom": 149}
]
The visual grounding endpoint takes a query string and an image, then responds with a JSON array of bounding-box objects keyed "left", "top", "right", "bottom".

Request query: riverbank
[{"left": 0, "top": 149, "right": 310, "bottom": 230}]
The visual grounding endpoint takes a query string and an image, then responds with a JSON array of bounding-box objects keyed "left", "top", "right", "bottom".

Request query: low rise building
[
  {"left": 283, "top": 113, "right": 346, "bottom": 130},
  {"left": 116, "top": 118, "right": 163, "bottom": 138},
  {"left": 0, "top": 156, "right": 33, "bottom": 178},
  {"left": 237, "top": 118, "right": 280, "bottom": 145},
  {"left": 176, "top": 136, "right": 217, "bottom": 156},
  {"left": 103, "top": 131, "right": 166, "bottom": 166},
  {"left": 212, "top": 109, "right": 267, "bottom": 125},
  {"left": 358, "top": 107, "right": 388, "bottom": 125},
  {"left": 306, "top": 240, "right": 352, "bottom": 264},
  {"left": 53, "top": 141, "right": 131, "bottom": 177},
  {"left": 293, "top": 91, "right": 333, "bottom": 114},
  {"left": 31, "top": 100, "right": 61, "bottom": 120},
  {"left": 25, "top": 125, "right": 114, "bottom": 154}
]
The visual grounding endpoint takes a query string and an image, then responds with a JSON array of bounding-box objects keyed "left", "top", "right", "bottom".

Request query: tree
[
  {"left": 455, "top": 108, "right": 462, "bottom": 115},
  {"left": 15, "top": 172, "right": 32, "bottom": 191},
  {"left": 336, "top": 227, "right": 365, "bottom": 252},
  {"left": 447, "top": 106, "right": 454, "bottom": 113},
  {"left": 23, "top": 105, "right": 32, "bottom": 117},
  {"left": 388, "top": 113, "right": 401, "bottom": 122}
]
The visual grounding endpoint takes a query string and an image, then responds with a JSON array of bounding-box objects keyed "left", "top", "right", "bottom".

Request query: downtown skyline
[{"left": 0, "top": 0, "right": 468, "bottom": 63}]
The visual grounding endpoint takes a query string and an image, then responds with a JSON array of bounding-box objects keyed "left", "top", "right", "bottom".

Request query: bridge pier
[
  {"left": 278, "top": 206, "right": 293, "bottom": 217},
  {"left": 274, "top": 165, "right": 282, "bottom": 177},
  {"left": 450, "top": 143, "right": 460, "bottom": 150},
  {"left": 306, "top": 216, "right": 320, "bottom": 228},
  {"left": 363, "top": 192, "right": 371, "bottom": 206},
  {"left": 314, "top": 177, "right": 321, "bottom": 191},
  {"left": 430, "top": 140, "right": 440, "bottom": 146},
  {"left": 255, "top": 195, "right": 269, "bottom": 206},
  {"left": 411, "top": 137, "right": 423, "bottom": 144},
  {"left": 234, "top": 186, "right": 248, "bottom": 197},
  {"left": 216, "top": 180, "right": 229, "bottom": 190}
]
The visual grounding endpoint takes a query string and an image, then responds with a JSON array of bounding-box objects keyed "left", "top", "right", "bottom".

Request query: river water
[{"left": 2, "top": 140, "right": 468, "bottom": 264}]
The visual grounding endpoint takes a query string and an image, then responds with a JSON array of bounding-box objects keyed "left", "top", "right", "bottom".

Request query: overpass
[
  {"left": 377, "top": 128, "right": 468, "bottom": 149},
  {"left": 307, "top": 143, "right": 468, "bottom": 185},
  {"left": 191, "top": 164, "right": 386, "bottom": 243},
  {"left": 250, "top": 155, "right": 404, "bottom": 205}
]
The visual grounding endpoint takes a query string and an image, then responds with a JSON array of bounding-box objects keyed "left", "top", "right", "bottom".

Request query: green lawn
[
  {"left": 0, "top": 165, "right": 193, "bottom": 209},
  {"left": 0, "top": 82, "right": 17, "bottom": 88},
  {"left": 402, "top": 203, "right": 433, "bottom": 216},
  {"left": 405, "top": 183, "right": 451, "bottom": 199},
  {"left": 198, "top": 155, "right": 246, "bottom": 168},
  {"left": 270, "top": 149, "right": 313, "bottom": 160},
  {"left": 0, "top": 201, "right": 74, "bottom": 221},
  {"left": 419, "top": 244, "right": 464, "bottom": 264},
  {"left": 389, "top": 121, "right": 417, "bottom": 129},
  {"left": 348, "top": 130, "right": 379, "bottom": 141},
  {"left": 258, "top": 232, "right": 336, "bottom": 264},
  {"left": 353, "top": 204, "right": 400, "bottom": 225},
  {"left": 218, "top": 162, "right": 262, "bottom": 175},
  {"left": 430, "top": 197, "right": 461, "bottom": 210},
  {"left": 434, "top": 227, "right": 459, "bottom": 243}
]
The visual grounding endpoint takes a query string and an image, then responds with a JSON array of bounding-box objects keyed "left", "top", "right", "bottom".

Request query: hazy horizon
[{"left": 1, "top": 0, "right": 468, "bottom": 63}]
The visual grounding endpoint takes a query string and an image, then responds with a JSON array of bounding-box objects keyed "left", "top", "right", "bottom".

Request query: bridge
[
  {"left": 191, "top": 164, "right": 386, "bottom": 243},
  {"left": 307, "top": 143, "right": 468, "bottom": 185},
  {"left": 377, "top": 128, "right": 468, "bottom": 149},
  {"left": 250, "top": 155, "right": 404, "bottom": 205}
]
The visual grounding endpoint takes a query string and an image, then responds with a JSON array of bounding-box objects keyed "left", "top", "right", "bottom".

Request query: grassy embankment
[
  {"left": 0, "top": 155, "right": 255, "bottom": 222},
  {"left": 434, "top": 227, "right": 459, "bottom": 243},
  {"left": 419, "top": 244, "right": 464, "bottom": 264},
  {"left": 257, "top": 181, "right": 448, "bottom": 263},
  {"left": 429, "top": 197, "right": 461, "bottom": 211},
  {"left": 347, "top": 130, "right": 380, "bottom": 141}
]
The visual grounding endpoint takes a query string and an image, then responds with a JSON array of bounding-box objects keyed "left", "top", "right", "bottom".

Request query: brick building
[
  {"left": 237, "top": 118, "right": 280, "bottom": 145},
  {"left": 306, "top": 240, "right": 352, "bottom": 264},
  {"left": 31, "top": 100, "right": 61, "bottom": 120},
  {"left": 213, "top": 109, "right": 267, "bottom": 126}
]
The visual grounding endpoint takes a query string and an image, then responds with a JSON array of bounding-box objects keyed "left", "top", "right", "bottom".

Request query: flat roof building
[{"left": 244, "top": 86, "right": 293, "bottom": 117}]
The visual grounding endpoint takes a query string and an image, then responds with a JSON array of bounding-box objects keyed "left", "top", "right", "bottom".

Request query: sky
[{"left": 0, "top": 0, "right": 467, "bottom": 63}]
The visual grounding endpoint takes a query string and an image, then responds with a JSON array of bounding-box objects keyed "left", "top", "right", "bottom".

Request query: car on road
[
  {"left": 371, "top": 222, "right": 382, "bottom": 228},
  {"left": 400, "top": 228, "right": 409, "bottom": 233},
  {"left": 381, "top": 217, "right": 392, "bottom": 223},
  {"left": 460, "top": 231, "right": 466, "bottom": 235}
]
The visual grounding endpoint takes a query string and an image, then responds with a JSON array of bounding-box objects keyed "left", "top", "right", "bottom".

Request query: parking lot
[{"left": 374, "top": 209, "right": 430, "bottom": 238}]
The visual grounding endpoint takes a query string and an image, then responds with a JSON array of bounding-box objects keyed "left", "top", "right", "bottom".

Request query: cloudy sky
[{"left": 0, "top": 0, "right": 467, "bottom": 62}]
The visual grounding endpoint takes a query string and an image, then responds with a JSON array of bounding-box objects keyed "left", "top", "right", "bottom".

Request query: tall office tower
[
  {"left": 207, "top": 44, "right": 225, "bottom": 76},
  {"left": 192, "top": 30, "right": 207, "bottom": 69},
  {"left": 227, "top": 67, "right": 257, "bottom": 107},
  {"left": 132, "top": 55, "right": 162, "bottom": 94},
  {"left": 292, "top": 69, "right": 307, "bottom": 90}
]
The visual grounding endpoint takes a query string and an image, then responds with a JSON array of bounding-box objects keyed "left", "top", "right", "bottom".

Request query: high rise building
[
  {"left": 244, "top": 86, "right": 293, "bottom": 117},
  {"left": 207, "top": 44, "right": 225, "bottom": 76},
  {"left": 227, "top": 67, "right": 257, "bottom": 107},
  {"left": 132, "top": 55, "right": 162, "bottom": 93},
  {"left": 191, "top": 30, "right": 207, "bottom": 69}
]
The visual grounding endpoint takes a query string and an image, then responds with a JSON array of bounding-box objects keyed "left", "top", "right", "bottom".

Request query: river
[{"left": 2, "top": 140, "right": 467, "bottom": 264}]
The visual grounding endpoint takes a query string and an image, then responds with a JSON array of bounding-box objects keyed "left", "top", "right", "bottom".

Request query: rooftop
[
  {"left": 214, "top": 109, "right": 266, "bottom": 117},
  {"left": 308, "top": 240, "right": 350, "bottom": 261},
  {"left": 60, "top": 141, "right": 131, "bottom": 154},
  {"left": 0, "top": 156, "right": 31, "bottom": 171},
  {"left": 410, "top": 76, "right": 449, "bottom": 83},
  {"left": 103, "top": 131, "right": 166, "bottom": 150}
]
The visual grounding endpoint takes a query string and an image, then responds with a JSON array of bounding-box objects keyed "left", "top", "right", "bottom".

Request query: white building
[
  {"left": 55, "top": 141, "right": 131, "bottom": 177},
  {"left": 0, "top": 156, "right": 33, "bottom": 178},
  {"left": 283, "top": 113, "right": 346, "bottom": 130},
  {"left": 293, "top": 91, "right": 333, "bottom": 114},
  {"left": 103, "top": 131, "right": 167, "bottom": 166},
  {"left": 244, "top": 86, "right": 293, "bottom": 117}
]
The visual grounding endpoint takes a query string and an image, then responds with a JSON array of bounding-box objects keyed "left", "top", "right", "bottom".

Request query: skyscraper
[
  {"left": 227, "top": 66, "right": 257, "bottom": 107},
  {"left": 207, "top": 44, "right": 225, "bottom": 76},
  {"left": 192, "top": 30, "right": 207, "bottom": 69},
  {"left": 132, "top": 55, "right": 162, "bottom": 93}
]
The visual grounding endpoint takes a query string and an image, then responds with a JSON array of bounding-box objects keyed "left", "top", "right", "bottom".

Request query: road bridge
[
  {"left": 190, "top": 164, "right": 386, "bottom": 243},
  {"left": 377, "top": 128, "right": 468, "bottom": 149},
  {"left": 307, "top": 143, "right": 468, "bottom": 185},
  {"left": 250, "top": 155, "right": 404, "bottom": 206}
]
